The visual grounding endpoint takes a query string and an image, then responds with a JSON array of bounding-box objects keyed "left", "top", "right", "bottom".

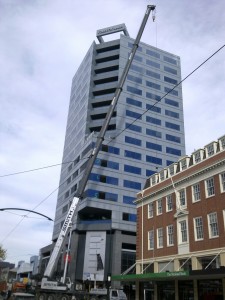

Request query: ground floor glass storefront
[
  {"left": 198, "top": 279, "right": 223, "bottom": 300},
  {"left": 137, "top": 278, "right": 223, "bottom": 300},
  {"left": 178, "top": 281, "right": 194, "bottom": 300}
]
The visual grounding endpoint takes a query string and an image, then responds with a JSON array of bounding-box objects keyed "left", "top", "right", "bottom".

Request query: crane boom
[
  {"left": 42, "top": 3, "right": 156, "bottom": 283},
  {"left": 77, "top": 4, "right": 156, "bottom": 198}
]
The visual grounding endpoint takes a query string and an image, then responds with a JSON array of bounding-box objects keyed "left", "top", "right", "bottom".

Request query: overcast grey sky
[{"left": 0, "top": 0, "right": 225, "bottom": 265}]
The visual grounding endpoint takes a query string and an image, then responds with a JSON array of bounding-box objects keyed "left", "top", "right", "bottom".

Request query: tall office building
[{"left": 40, "top": 24, "right": 186, "bottom": 287}]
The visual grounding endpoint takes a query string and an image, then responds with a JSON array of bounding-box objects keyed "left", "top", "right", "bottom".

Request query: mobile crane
[{"left": 37, "top": 4, "right": 156, "bottom": 300}]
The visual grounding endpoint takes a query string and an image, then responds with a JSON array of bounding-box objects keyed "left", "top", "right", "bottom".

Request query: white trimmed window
[
  {"left": 205, "top": 177, "right": 215, "bottom": 197},
  {"left": 148, "top": 203, "right": 154, "bottom": 218},
  {"left": 207, "top": 143, "right": 215, "bottom": 157},
  {"left": 194, "top": 217, "right": 204, "bottom": 240},
  {"left": 179, "top": 220, "right": 188, "bottom": 243},
  {"left": 148, "top": 230, "right": 154, "bottom": 250},
  {"left": 167, "top": 224, "right": 174, "bottom": 246},
  {"left": 192, "top": 183, "right": 201, "bottom": 202},
  {"left": 157, "top": 199, "right": 163, "bottom": 215},
  {"left": 157, "top": 228, "right": 163, "bottom": 248},
  {"left": 208, "top": 212, "right": 219, "bottom": 238},
  {"left": 194, "top": 151, "right": 201, "bottom": 163},
  {"left": 166, "top": 194, "right": 173, "bottom": 212},
  {"left": 219, "top": 136, "right": 225, "bottom": 150},
  {"left": 179, "top": 189, "right": 186, "bottom": 207},
  {"left": 181, "top": 159, "right": 187, "bottom": 170},
  {"left": 220, "top": 172, "right": 225, "bottom": 193}
]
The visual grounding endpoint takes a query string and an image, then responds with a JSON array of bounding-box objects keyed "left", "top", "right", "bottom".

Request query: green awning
[{"left": 112, "top": 271, "right": 189, "bottom": 281}]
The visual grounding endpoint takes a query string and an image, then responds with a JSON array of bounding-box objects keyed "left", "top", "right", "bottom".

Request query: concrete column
[
  {"left": 191, "top": 256, "right": 201, "bottom": 270},
  {"left": 174, "top": 259, "right": 179, "bottom": 271},
  {"left": 154, "top": 282, "right": 157, "bottom": 300},
  {"left": 135, "top": 281, "right": 140, "bottom": 300},
  {"left": 193, "top": 279, "right": 198, "bottom": 300},
  {"left": 111, "top": 230, "right": 122, "bottom": 289},
  {"left": 136, "top": 262, "right": 141, "bottom": 274},
  {"left": 220, "top": 252, "right": 225, "bottom": 266},
  {"left": 154, "top": 261, "right": 158, "bottom": 273},
  {"left": 175, "top": 280, "right": 179, "bottom": 300},
  {"left": 222, "top": 278, "right": 225, "bottom": 300}
]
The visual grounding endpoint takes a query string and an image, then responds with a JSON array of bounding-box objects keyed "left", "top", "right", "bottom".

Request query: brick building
[{"left": 131, "top": 134, "right": 225, "bottom": 299}]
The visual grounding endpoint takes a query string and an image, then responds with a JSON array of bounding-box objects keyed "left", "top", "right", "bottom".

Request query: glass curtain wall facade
[{"left": 50, "top": 27, "right": 186, "bottom": 286}]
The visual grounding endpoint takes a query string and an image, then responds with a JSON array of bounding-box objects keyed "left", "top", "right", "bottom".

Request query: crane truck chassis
[{"left": 37, "top": 3, "right": 156, "bottom": 300}]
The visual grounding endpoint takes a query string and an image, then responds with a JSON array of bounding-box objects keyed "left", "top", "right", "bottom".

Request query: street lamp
[{"left": 0, "top": 208, "right": 53, "bottom": 221}]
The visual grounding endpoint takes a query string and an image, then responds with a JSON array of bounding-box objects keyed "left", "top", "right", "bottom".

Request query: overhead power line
[
  {"left": 1, "top": 44, "right": 224, "bottom": 245},
  {"left": 0, "top": 44, "right": 224, "bottom": 179}
]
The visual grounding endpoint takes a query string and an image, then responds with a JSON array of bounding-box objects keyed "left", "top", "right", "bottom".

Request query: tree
[{"left": 0, "top": 244, "right": 7, "bottom": 260}]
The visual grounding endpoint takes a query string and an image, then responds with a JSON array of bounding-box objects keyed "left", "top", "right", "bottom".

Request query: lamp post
[
  {"left": 0, "top": 208, "right": 53, "bottom": 221},
  {"left": 107, "top": 274, "right": 111, "bottom": 300}
]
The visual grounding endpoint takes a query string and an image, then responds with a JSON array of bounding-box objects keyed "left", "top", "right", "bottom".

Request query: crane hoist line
[{"left": 37, "top": 4, "right": 156, "bottom": 300}]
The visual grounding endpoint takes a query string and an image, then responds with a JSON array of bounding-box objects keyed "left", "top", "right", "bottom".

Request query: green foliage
[{"left": 0, "top": 245, "right": 7, "bottom": 260}]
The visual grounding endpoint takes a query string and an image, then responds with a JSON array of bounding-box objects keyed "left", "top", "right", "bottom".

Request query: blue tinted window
[
  {"left": 123, "top": 213, "right": 137, "bottom": 222},
  {"left": 125, "top": 136, "right": 142, "bottom": 146},
  {"left": 165, "top": 109, "right": 179, "bottom": 119},
  {"left": 101, "top": 144, "right": 120, "bottom": 154},
  {"left": 105, "top": 192, "right": 118, "bottom": 202},
  {"left": 124, "top": 164, "right": 142, "bottom": 175},
  {"left": 127, "top": 86, "right": 142, "bottom": 95},
  {"left": 164, "top": 56, "right": 177, "bottom": 65},
  {"left": 146, "top": 80, "right": 161, "bottom": 90},
  {"left": 165, "top": 98, "right": 179, "bottom": 107},
  {"left": 123, "top": 196, "right": 136, "bottom": 205},
  {"left": 126, "top": 123, "right": 142, "bottom": 133},
  {"left": 146, "top": 70, "right": 160, "bottom": 80},
  {"left": 86, "top": 189, "right": 118, "bottom": 202},
  {"left": 126, "top": 97, "right": 142, "bottom": 108},
  {"left": 166, "top": 134, "right": 181, "bottom": 143},
  {"left": 166, "top": 147, "right": 181, "bottom": 156},
  {"left": 164, "top": 87, "right": 178, "bottom": 96},
  {"left": 107, "top": 176, "right": 119, "bottom": 185},
  {"left": 127, "top": 74, "right": 142, "bottom": 84},
  {"left": 128, "top": 42, "right": 142, "bottom": 52},
  {"left": 86, "top": 189, "right": 99, "bottom": 198},
  {"left": 146, "top": 92, "right": 161, "bottom": 101},
  {"left": 89, "top": 173, "right": 100, "bottom": 182},
  {"left": 146, "top": 59, "right": 160, "bottom": 69},
  {"left": 124, "top": 180, "right": 141, "bottom": 190},
  {"left": 89, "top": 173, "right": 118, "bottom": 185},
  {"left": 146, "top": 155, "right": 162, "bottom": 165},
  {"left": 146, "top": 49, "right": 160, "bottom": 59},
  {"left": 124, "top": 150, "right": 141, "bottom": 160},
  {"left": 130, "top": 64, "right": 143, "bottom": 73},
  {"left": 146, "top": 116, "right": 161, "bottom": 125},
  {"left": 146, "top": 128, "right": 162, "bottom": 138},
  {"left": 164, "top": 76, "right": 178, "bottom": 85},
  {"left": 107, "top": 161, "right": 120, "bottom": 169},
  {"left": 133, "top": 55, "right": 142, "bottom": 62},
  {"left": 146, "top": 170, "right": 156, "bottom": 177},
  {"left": 165, "top": 122, "right": 180, "bottom": 131},
  {"left": 126, "top": 109, "right": 142, "bottom": 119},
  {"left": 167, "top": 160, "right": 175, "bottom": 166},
  {"left": 146, "top": 104, "right": 161, "bottom": 113},
  {"left": 95, "top": 159, "right": 119, "bottom": 170},
  {"left": 146, "top": 142, "right": 162, "bottom": 151},
  {"left": 164, "top": 66, "right": 177, "bottom": 75}
]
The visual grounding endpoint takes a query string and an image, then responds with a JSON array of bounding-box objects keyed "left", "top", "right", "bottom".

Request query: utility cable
[
  {"left": 105, "top": 44, "right": 225, "bottom": 144},
  {"left": 0, "top": 157, "right": 87, "bottom": 178},
  {"left": 0, "top": 45, "right": 224, "bottom": 178},
  {"left": 1, "top": 44, "right": 224, "bottom": 245}
]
